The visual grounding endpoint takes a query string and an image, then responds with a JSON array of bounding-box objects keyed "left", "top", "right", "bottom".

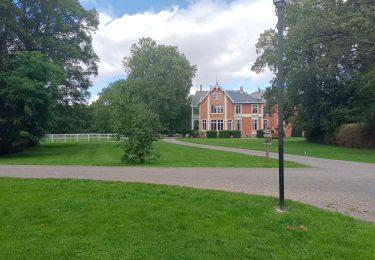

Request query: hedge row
[
  {"left": 336, "top": 123, "right": 375, "bottom": 148},
  {"left": 206, "top": 131, "right": 241, "bottom": 138}
]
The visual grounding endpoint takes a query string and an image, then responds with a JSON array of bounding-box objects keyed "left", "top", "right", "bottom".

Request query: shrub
[
  {"left": 219, "top": 130, "right": 231, "bottom": 138},
  {"left": 230, "top": 131, "right": 241, "bottom": 138},
  {"left": 112, "top": 96, "right": 160, "bottom": 164},
  {"left": 336, "top": 123, "right": 375, "bottom": 148},
  {"left": 291, "top": 126, "right": 303, "bottom": 137},
  {"left": 256, "top": 129, "right": 264, "bottom": 138},
  {"left": 206, "top": 131, "right": 218, "bottom": 138},
  {"left": 199, "top": 131, "right": 207, "bottom": 138}
]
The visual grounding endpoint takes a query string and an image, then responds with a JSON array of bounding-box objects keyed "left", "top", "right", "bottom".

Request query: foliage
[
  {"left": 206, "top": 131, "right": 218, "bottom": 138},
  {"left": 218, "top": 130, "right": 231, "bottom": 138},
  {"left": 90, "top": 80, "right": 128, "bottom": 133},
  {"left": 252, "top": 0, "right": 375, "bottom": 144},
  {"left": 0, "top": 51, "right": 63, "bottom": 154},
  {"left": 336, "top": 123, "right": 375, "bottom": 148},
  {"left": 111, "top": 90, "right": 160, "bottom": 164},
  {"left": 50, "top": 103, "right": 93, "bottom": 134},
  {"left": 291, "top": 127, "right": 303, "bottom": 138},
  {"left": 256, "top": 129, "right": 264, "bottom": 138},
  {"left": 183, "top": 130, "right": 199, "bottom": 138},
  {"left": 0, "top": 0, "right": 99, "bottom": 101},
  {"left": 123, "top": 38, "right": 197, "bottom": 133},
  {"left": 230, "top": 131, "right": 241, "bottom": 138}
]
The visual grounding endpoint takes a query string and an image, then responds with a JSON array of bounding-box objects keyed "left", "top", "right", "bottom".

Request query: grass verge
[
  {"left": 0, "top": 140, "right": 303, "bottom": 167},
  {"left": 177, "top": 137, "right": 375, "bottom": 163},
  {"left": 0, "top": 178, "right": 374, "bottom": 259}
]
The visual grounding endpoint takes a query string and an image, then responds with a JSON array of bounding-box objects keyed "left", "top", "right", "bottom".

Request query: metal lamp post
[{"left": 273, "top": 0, "right": 286, "bottom": 210}]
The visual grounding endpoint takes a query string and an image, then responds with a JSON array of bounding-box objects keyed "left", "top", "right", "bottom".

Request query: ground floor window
[
  {"left": 252, "top": 119, "right": 258, "bottom": 131},
  {"left": 235, "top": 119, "right": 241, "bottom": 131},
  {"left": 211, "top": 120, "right": 217, "bottom": 130},
  {"left": 227, "top": 120, "right": 232, "bottom": 131},
  {"left": 263, "top": 119, "right": 268, "bottom": 129},
  {"left": 202, "top": 119, "right": 207, "bottom": 131},
  {"left": 218, "top": 120, "right": 224, "bottom": 131},
  {"left": 210, "top": 119, "right": 224, "bottom": 131}
]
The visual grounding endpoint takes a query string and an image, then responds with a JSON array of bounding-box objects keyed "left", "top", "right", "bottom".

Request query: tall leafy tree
[
  {"left": 0, "top": 51, "right": 64, "bottom": 153},
  {"left": 123, "top": 38, "right": 197, "bottom": 133},
  {"left": 0, "top": 0, "right": 99, "bottom": 101},
  {"left": 252, "top": 0, "right": 375, "bottom": 143}
]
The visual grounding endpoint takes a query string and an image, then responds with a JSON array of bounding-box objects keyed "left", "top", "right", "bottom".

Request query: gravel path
[{"left": 0, "top": 138, "right": 374, "bottom": 221}]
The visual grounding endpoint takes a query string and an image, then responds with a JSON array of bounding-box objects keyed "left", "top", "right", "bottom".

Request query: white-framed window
[
  {"left": 202, "top": 120, "right": 207, "bottom": 131},
  {"left": 235, "top": 105, "right": 241, "bottom": 114},
  {"left": 263, "top": 119, "right": 268, "bottom": 129},
  {"left": 218, "top": 120, "right": 224, "bottom": 131},
  {"left": 252, "top": 119, "right": 258, "bottom": 130},
  {"left": 211, "top": 120, "right": 217, "bottom": 130},
  {"left": 227, "top": 120, "right": 232, "bottom": 131},
  {"left": 210, "top": 120, "right": 224, "bottom": 131},
  {"left": 211, "top": 105, "right": 224, "bottom": 114},
  {"left": 235, "top": 119, "right": 241, "bottom": 131},
  {"left": 252, "top": 105, "right": 259, "bottom": 114}
]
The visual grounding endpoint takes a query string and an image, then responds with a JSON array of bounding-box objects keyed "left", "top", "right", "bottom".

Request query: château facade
[{"left": 191, "top": 83, "right": 279, "bottom": 137}]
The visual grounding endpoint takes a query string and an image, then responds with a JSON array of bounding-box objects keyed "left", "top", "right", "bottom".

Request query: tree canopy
[
  {"left": 123, "top": 37, "right": 197, "bottom": 133},
  {"left": 252, "top": 0, "right": 375, "bottom": 143},
  {"left": 0, "top": 51, "right": 64, "bottom": 153},
  {"left": 0, "top": 0, "right": 99, "bottom": 101},
  {"left": 0, "top": 0, "right": 99, "bottom": 153}
]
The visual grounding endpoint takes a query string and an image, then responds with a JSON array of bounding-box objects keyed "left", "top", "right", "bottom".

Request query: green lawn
[
  {"left": 0, "top": 140, "right": 302, "bottom": 167},
  {"left": 177, "top": 137, "right": 375, "bottom": 163},
  {"left": 0, "top": 178, "right": 374, "bottom": 259}
]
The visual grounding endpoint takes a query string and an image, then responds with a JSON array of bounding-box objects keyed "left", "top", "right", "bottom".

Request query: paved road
[{"left": 0, "top": 138, "right": 374, "bottom": 221}]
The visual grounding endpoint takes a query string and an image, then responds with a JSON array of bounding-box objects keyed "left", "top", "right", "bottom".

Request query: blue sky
[
  {"left": 79, "top": 0, "right": 276, "bottom": 101},
  {"left": 80, "top": 0, "right": 191, "bottom": 17}
]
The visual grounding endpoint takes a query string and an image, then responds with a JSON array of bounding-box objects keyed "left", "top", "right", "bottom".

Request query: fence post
[
  {"left": 88, "top": 134, "right": 90, "bottom": 142},
  {"left": 52, "top": 134, "right": 54, "bottom": 143},
  {"left": 64, "top": 134, "right": 67, "bottom": 143},
  {"left": 107, "top": 133, "right": 110, "bottom": 141}
]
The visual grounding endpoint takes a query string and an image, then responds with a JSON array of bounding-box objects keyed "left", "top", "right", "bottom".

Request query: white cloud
[{"left": 92, "top": 0, "right": 277, "bottom": 93}]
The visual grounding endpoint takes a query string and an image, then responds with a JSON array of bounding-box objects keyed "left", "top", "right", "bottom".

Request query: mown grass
[
  {"left": 0, "top": 178, "right": 374, "bottom": 259},
  {"left": 0, "top": 140, "right": 302, "bottom": 167},
  {"left": 177, "top": 137, "right": 375, "bottom": 163}
]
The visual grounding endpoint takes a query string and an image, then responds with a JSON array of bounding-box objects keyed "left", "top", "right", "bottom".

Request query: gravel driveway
[{"left": 0, "top": 138, "right": 374, "bottom": 221}]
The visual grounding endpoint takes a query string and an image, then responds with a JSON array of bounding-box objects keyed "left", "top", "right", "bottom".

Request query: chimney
[
  {"left": 258, "top": 88, "right": 261, "bottom": 94},
  {"left": 240, "top": 86, "right": 244, "bottom": 94},
  {"left": 200, "top": 84, "right": 202, "bottom": 92}
]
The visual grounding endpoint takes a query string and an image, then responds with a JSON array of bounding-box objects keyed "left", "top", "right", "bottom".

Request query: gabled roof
[
  {"left": 192, "top": 90, "right": 209, "bottom": 107},
  {"left": 250, "top": 89, "right": 266, "bottom": 102},
  {"left": 227, "top": 90, "right": 263, "bottom": 104},
  {"left": 192, "top": 86, "right": 264, "bottom": 107}
]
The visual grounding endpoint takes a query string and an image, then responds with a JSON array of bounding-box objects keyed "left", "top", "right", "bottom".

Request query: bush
[
  {"left": 183, "top": 130, "right": 199, "bottom": 138},
  {"left": 291, "top": 126, "right": 303, "bottom": 137},
  {"left": 256, "top": 129, "right": 264, "bottom": 138},
  {"left": 336, "top": 123, "right": 375, "bottom": 148},
  {"left": 199, "top": 131, "right": 207, "bottom": 138},
  {"left": 206, "top": 131, "right": 218, "bottom": 138},
  {"left": 219, "top": 130, "right": 231, "bottom": 138},
  {"left": 230, "top": 131, "right": 241, "bottom": 138},
  {"left": 112, "top": 96, "right": 160, "bottom": 164}
]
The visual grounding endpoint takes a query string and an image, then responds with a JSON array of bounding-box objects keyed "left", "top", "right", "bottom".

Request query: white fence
[{"left": 45, "top": 133, "right": 115, "bottom": 143}]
